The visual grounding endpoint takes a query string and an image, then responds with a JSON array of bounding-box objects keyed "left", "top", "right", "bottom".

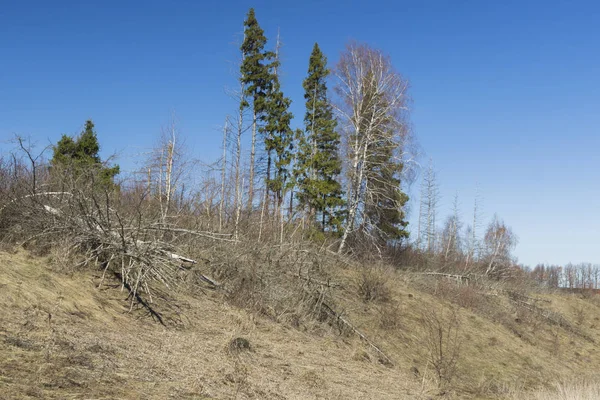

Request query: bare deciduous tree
[
  {"left": 13, "top": 136, "right": 50, "bottom": 195},
  {"left": 483, "top": 214, "right": 517, "bottom": 278},
  {"left": 224, "top": 50, "right": 250, "bottom": 240},
  {"left": 333, "top": 42, "right": 412, "bottom": 253},
  {"left": 464, "top": 185, "right": 482, "bottom": 270},
  {"left": 418, "top": 160, "right": 439, "bottom": 254},
  {"left": 421, "top": 306, "right": 462, "bottom": 389},
  {"left": 442, "top": 193, "right": 462, "bottom": 266}
]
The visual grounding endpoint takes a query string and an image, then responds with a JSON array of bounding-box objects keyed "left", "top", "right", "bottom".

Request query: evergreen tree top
[
  {"left": 50, "top": 119, "right": 120, "bottom": 187},
  {"left": 52, "top": 120, "right": 102, "bottom": 166},
  {"left": 240, "top": 8, "right": 273, "bottom": 106},
  {"left": 241, "top": 8, "right": 267, "bottom": 55},
  {"left": 77, "top": 120, "right": 101, "bottom": 161},
  {"left": 306, "top": 44, "right": 328, "bottom": 80},
  {"left": 302, "top": 43, "right": 336, "bottom": 136}
]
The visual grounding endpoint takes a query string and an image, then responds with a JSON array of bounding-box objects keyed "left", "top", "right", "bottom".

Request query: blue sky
[{"left": 1, "top": 1, "right": 599, "bottom": 266}]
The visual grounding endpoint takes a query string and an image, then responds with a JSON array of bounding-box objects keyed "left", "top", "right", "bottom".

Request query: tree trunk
[
  {"left": 247, "top": 110, "right": 256, "bottom": 210},
  {"left": 219, "top": 118, "right": 228, "bottom": 231}
]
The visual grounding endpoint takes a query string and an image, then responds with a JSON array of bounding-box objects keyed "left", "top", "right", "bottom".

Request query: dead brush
[
  {"left": 420, "top": 305, "right": 462, "bottom": 391},
  {"left": 213, "top": 239, "right": 340, "bottom": 331},
  {"left": 440, "top": 280, "right": 483, "bottom": 310},
  {"left": 378, "top": 302, "right": 403, "bottom": 331},
  {"left": 0, "top": 174, "right": 230, "bottom": 324},
  {"left": 572, "top": 305, "right": 586, "bottom": 326},
  {"left": 356, "top": 266, "right": 391, "bottom": 303},
  {"left": 48, "top": 237, "right": 80, "bottom": 274}
]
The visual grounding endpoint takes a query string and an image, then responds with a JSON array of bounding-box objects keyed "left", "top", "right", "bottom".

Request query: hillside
[{"left": 1, "top": 249, "right": 600, "bottom": 399}]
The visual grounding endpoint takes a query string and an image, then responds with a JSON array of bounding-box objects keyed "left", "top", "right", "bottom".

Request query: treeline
[{"left": 529, "top": 263, "right": 600, "bottom": 290}]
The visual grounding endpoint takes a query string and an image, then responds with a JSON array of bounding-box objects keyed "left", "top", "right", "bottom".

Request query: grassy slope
[
  {"left": 2, "top": 250, "right": 600, "bottom": 399},
  {"left": 0, "top": 251, "right": 424, "bottom": 399}
]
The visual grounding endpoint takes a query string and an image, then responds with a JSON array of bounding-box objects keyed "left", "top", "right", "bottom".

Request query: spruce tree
[
  {"left": 240, "top": 8, "right": 273, "bottom": 209},
  {"left": 264, "top": 75, "right": 294, "bottom": 208},
  {"left": 51, "top": 120, "right": 119, "bottom": 187},
  {"left": 263, "top": 34, "right": 294, "bottom": 210},
  {"left": 296, "top": 43, "right": 344, "bottom": 232}
]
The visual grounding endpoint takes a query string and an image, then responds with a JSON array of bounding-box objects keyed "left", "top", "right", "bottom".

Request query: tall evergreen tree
[
  {"left": 51, "top": 120, "right": 119, "bottom": 187},
  {"left": 263, "top": 33, "right": 294, "bottom": 209},
  {"left": 264, "top": 74, "right": 294, "bottom": 208},
  {"left": 240, "top": 8, "right": 273, "bottom": 209},
  {"left": 296, "top": 43, "right": 344, "bottom": 232}
]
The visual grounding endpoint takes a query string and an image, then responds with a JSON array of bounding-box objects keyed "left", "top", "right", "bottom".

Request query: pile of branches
[
  {"left": 0, "top": 165, "right": 397, "bottom": 364},
  {"left": 0, "top": 170, "right": 229, "bottom": 318},
  {"left": 205, "top": 239, "right": 337, "bottom": 325}
]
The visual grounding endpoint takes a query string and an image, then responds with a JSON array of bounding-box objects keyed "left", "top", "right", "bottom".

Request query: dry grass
[
  {"left": 3, "top": 249, "right": 600, "bottom": 399},
  {"left": 512, "top": 381, "right": 600, "bottom": 400},
  {"left": 0, "top": 250, "right": 426, "bottom": 399}
]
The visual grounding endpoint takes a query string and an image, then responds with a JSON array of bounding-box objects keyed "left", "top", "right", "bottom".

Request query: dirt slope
[
  {"left": 0, "top": 251, "right": 423, "bottom": 399},
  {"left": 2, "top": 250, "right": 600, "bottom": 399}
]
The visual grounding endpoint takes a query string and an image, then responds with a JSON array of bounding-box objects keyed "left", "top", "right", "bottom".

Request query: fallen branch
[
  {"left": 0, "top": 191, "right": 73, "bottom": 214},
  {"left": 421, "top": 272, "right": 470, "bottom": 282},
  {"left": 509, "top": 296, "right": 594, "bottom": 343},
  {"left": 504, "top": 290, "right": 552, "bottom": 304},
  {"left": 44, "top": 204, "right": 199, "bottom": 268},
  {"left": 147, "top": 224, "right": 237, "bottom": 242},
  {"left": 320, "top": 301, "right": 394, "bottom": 366},
  {"left": 34, "top": 198, "right": 227, "bottom": 316},
  {"left": 293, "top": 273, "right": 342, "bottom": 288},
  {"left": 113, "top": 270, "right": 165, "bottom": 326}
]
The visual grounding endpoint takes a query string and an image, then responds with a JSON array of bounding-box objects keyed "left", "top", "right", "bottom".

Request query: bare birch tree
[
  {"left": 224, "top": 35, "right": 251, "bottom": 240},
  {"left": 483, "top": 214, "right": 517, "bottom": 278},
  {"left": 333, "top": 42, "right": 412, "bottom": 253},
  {"left": 146, "top": 117, "right": 186, "bottom": 223}
]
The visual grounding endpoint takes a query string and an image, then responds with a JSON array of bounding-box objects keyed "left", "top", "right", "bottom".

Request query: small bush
[
  {"left": 378, "top": 303, "right": 402, "bottom": 331},
  {"left": 420, "top": 306, "right": 462, "bottom": 390},
  {"left": 572, "top": 306, "right": 586, "bottom": 326},
  {"left": 357, "top": 267, "right": 391, "bottom": 303},
  {"left": 227, "top": 337, "right": 251, "bottom": 355}
]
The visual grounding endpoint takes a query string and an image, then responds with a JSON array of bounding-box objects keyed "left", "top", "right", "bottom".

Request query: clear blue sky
[{"left": 1, "top": 1, "right": 599, "bottom": 267}]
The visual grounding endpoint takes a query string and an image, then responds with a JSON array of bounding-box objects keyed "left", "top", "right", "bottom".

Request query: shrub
[
  {"left": 357, "top": 267, "right": 391, "bottom": 303},
  {"left": 420, "top": 306, "right": 462, "bottom": 390}
]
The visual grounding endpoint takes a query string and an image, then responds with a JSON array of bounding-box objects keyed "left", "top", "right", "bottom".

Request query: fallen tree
[{"left": 0, "top": 183, "right": 225, "bottom": 318}]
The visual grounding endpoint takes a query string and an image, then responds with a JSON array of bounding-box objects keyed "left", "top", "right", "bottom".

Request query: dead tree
[
  {"left": 219, "top": 117, "right": 230, "bottom": 231},
  {"left": 442, "top": 193, "right": 462, "bottom": 266},
  {"left": 14, "top": 136, "right": 50, "bottom": 195},
  {"left": 464, "top": 186, "right": 482, "bottom": 270},
  {"left": 419, "top": 160, "right": 439, "bottom": 254}
]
